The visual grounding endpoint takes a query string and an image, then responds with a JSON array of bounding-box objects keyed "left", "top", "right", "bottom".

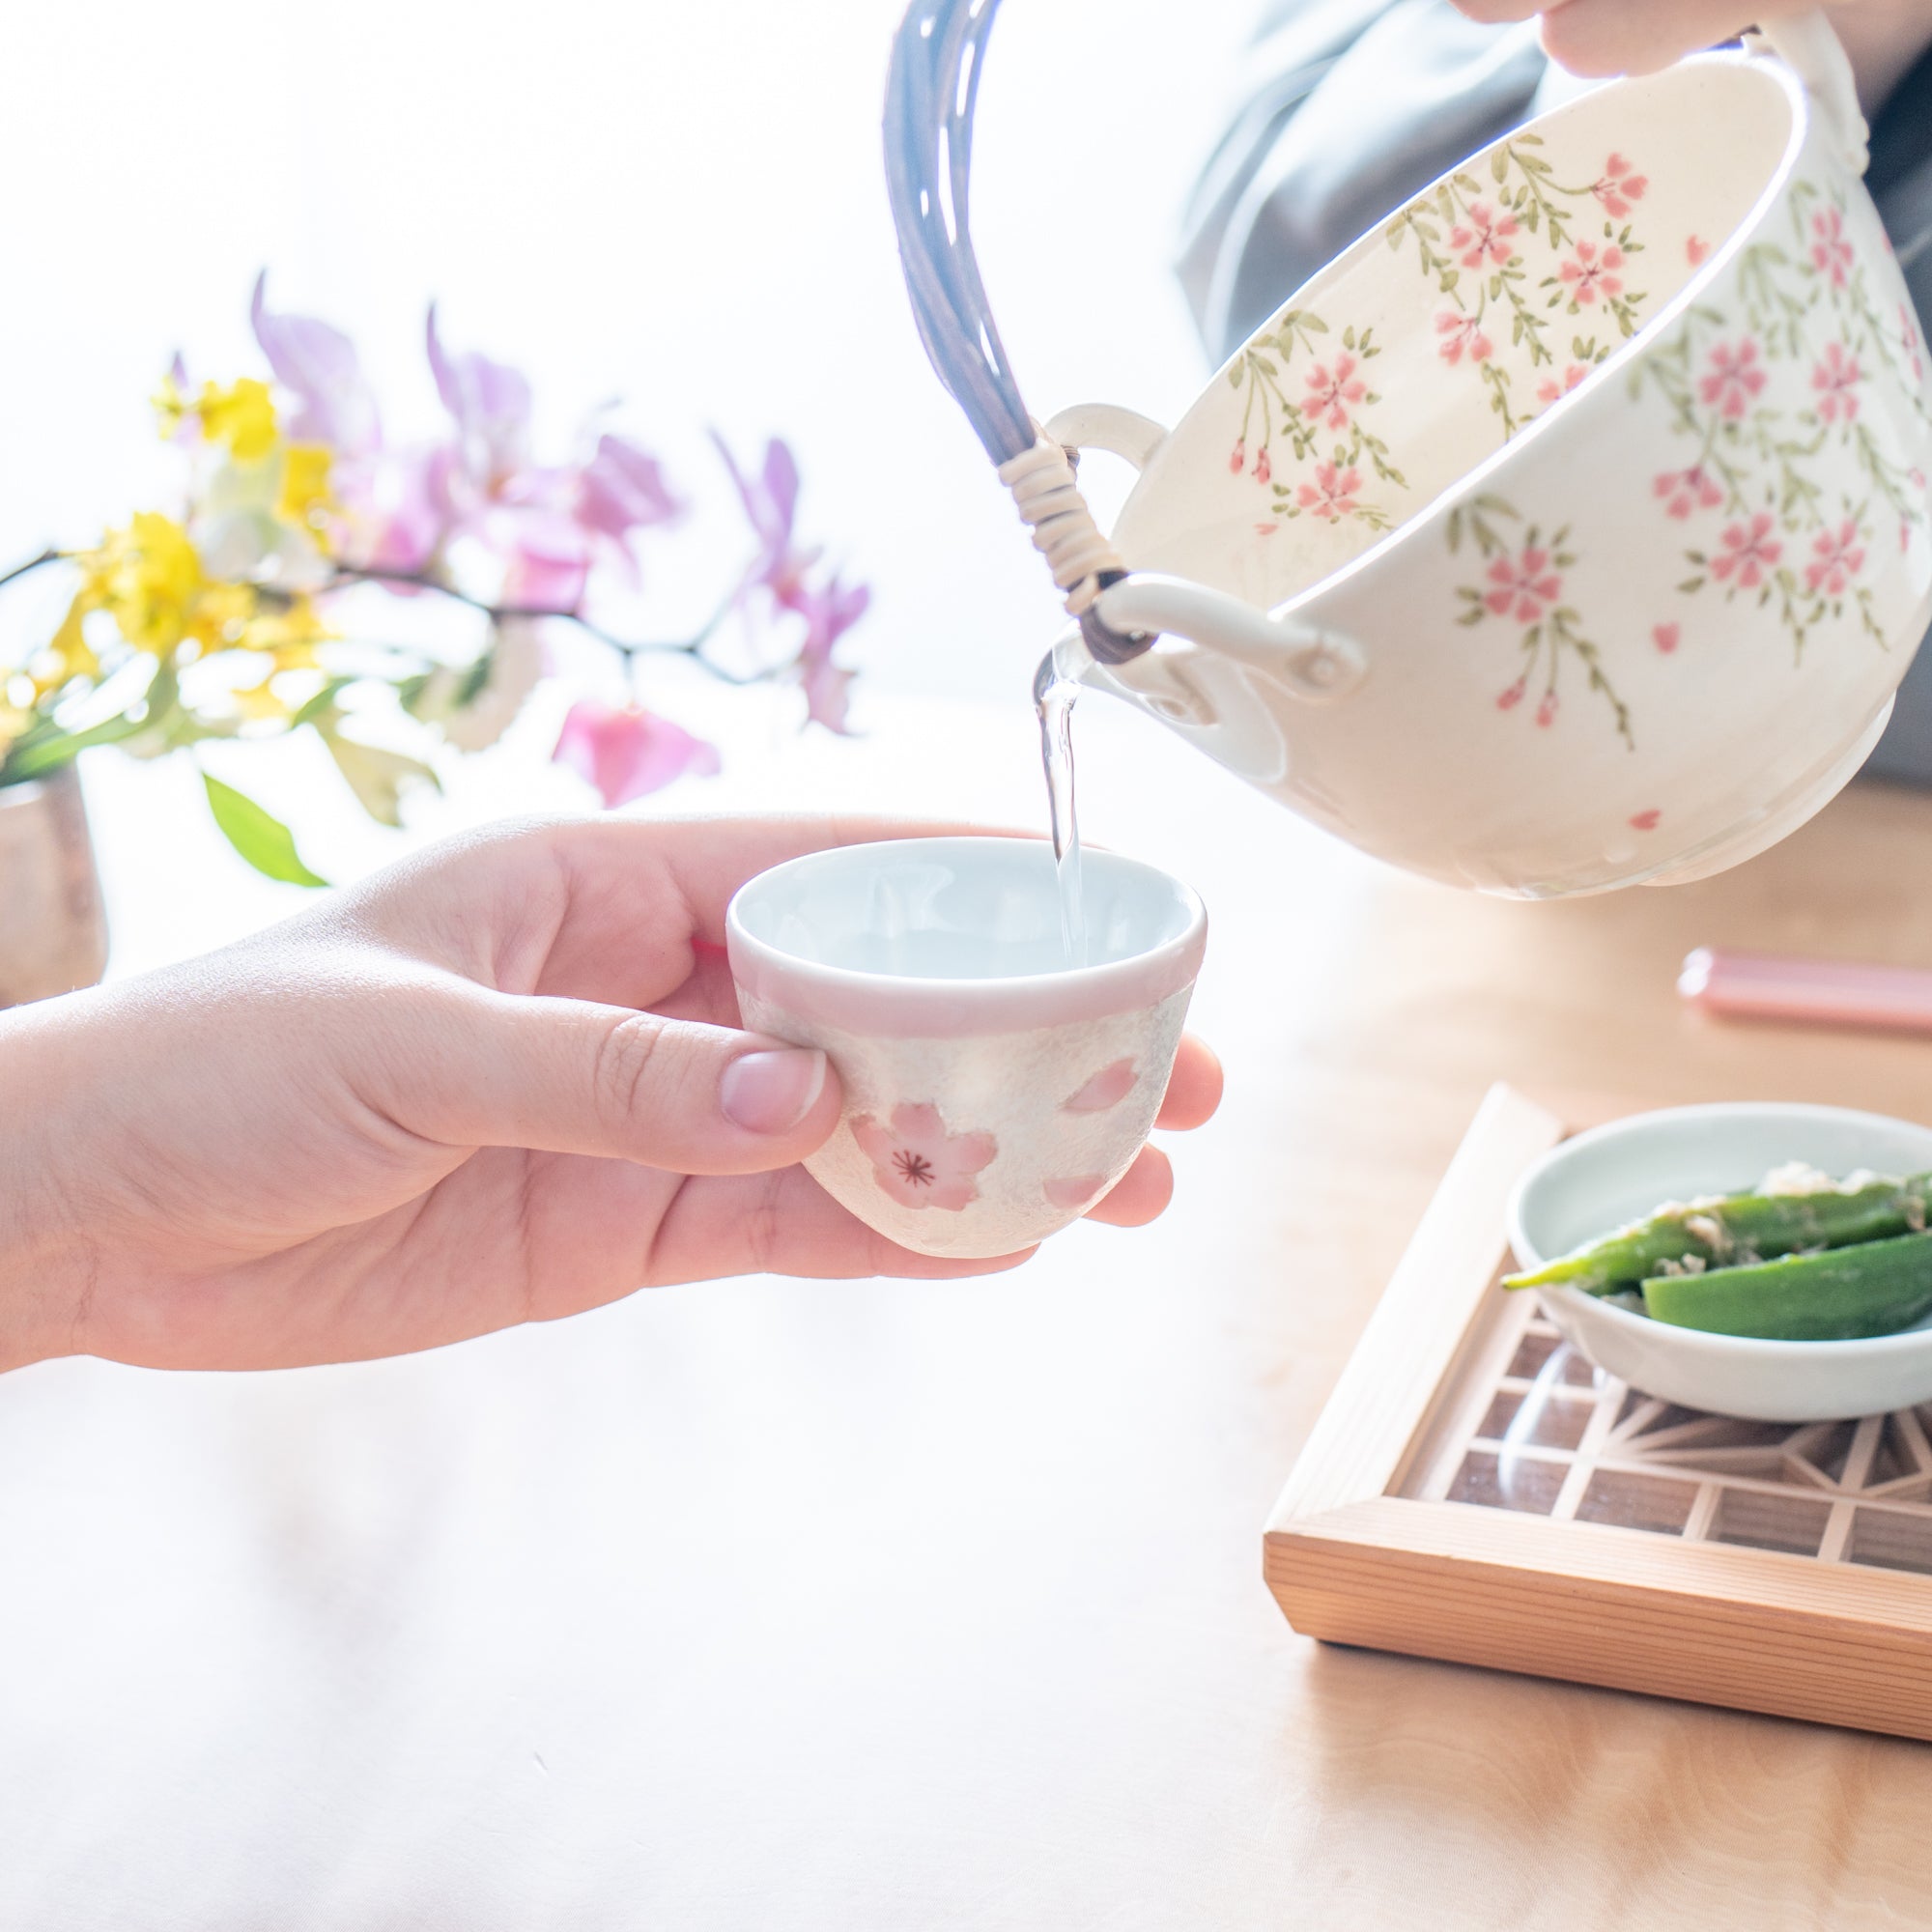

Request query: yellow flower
[
  {"left": 37, "top": 599, "right": 101, "bottom": 692},
  {"left": 241, "top": 593, "right": 330, "bottom": 670},
  {"left": 196, "top": 379, "right": 278, "bottom": 461},
  {"left": 152, "top": 369, "right": 190, "bottom": 441},
  {"left": 71, "top": 512, "right": 206, "bottom": 655},
  {"left": 229, "top": 671, "right": 296, "bottom": 724},
  {"left": 185, "top": 581, "right": 251, "bottom": 650},
  {"left": 155, "top": 372, "right": 280, "bottom": 459},
  {"left": 275, "top": 442, "right": 334, "bottom": 534}
]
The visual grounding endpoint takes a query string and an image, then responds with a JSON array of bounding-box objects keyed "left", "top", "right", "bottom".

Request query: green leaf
[
  {"left": 1491, "top": 151, "right": 1508, "bottom": 185},
  {"left": 201, "top": 772, "right": 329, "bottom": 887},
  {"left": 322, "top": 728, "right": 440, "bottom": 829},
  {"left": 1227, "top": 364, "right": 1242, "bottom": 388},
  {"left": 289, "top": 678, "right": 352, "bottom": 730}
]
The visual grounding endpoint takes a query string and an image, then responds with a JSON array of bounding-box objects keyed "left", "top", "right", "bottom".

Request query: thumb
[{"left": 395, "top": 985, "right": 842, "bottom": 1175}]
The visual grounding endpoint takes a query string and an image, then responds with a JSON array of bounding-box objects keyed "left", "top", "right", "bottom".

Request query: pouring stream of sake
[{"left": 1034, "top": 630, "right": 1093, "bottom": 966}]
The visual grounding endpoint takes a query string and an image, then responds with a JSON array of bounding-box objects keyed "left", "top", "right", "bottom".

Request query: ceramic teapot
[{"left": 887, "top": 9, "right": 1932, "bottom": 896}]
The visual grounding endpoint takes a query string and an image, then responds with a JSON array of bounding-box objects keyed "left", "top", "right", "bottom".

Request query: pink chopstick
[{"left": 1679, "top": 947, "right": 1932, "bottom": 1035}]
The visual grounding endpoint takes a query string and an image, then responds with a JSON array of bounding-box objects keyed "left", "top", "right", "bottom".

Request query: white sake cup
[{"left": 725, "top": 838, "right": 1208, "bottom": 1259}]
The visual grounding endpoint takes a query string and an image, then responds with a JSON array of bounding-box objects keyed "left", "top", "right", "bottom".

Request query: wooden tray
[{"left": 1264, "top": 1084, "right": 1932, "bottom": 1739}]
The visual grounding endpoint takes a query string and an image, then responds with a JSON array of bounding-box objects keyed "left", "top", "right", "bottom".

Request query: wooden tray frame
[{"left": 1264, "top": 1084, "right": 1932, "bottom": 1740}]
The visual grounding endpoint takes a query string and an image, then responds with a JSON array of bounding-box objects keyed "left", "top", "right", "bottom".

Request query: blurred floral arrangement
[{"left": 0, "top": 275, "right": 868, "bottom": 883}]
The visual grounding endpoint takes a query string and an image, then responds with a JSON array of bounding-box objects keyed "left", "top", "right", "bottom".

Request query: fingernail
[{"left": 720, "top": 1048, "right": 828, "bottom": 1135}]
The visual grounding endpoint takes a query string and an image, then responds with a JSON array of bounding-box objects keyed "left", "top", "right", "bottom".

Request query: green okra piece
[
  {"left": 1503, "top": 1172, "right": 1932, "bottom": 1293},
  {"left": 1641, "top": 1232, "right": 1932, "bottom": 1341}
]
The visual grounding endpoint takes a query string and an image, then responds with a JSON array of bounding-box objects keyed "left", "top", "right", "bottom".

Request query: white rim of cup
[{"left": 724, "top": 837, "right": 1208, "bottom": 1038}]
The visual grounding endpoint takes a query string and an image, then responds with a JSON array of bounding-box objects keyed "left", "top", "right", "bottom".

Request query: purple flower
[
  {"left": 426, "top": 304, "right": 532, "bottom": 493},
  {"left": 554, "top": 699, "right": 721, "bottom": 806},
  {"left": 793, "top": 572, "right": 868, "bottom": 733},
  {"left": 713, "top": 433, "right": 819, "bottom": 608},
  {"left": 330, "top": 445, "right": 451, "bottom": 574},
  {"left": 250, "top": 272, "right": 381, "bottom": 455},
  {"left": 498, "top": 508, "right": 592, "bottom": 612},
  {"left": 578, "top": 433, "right": 683, "bottom": 545}
]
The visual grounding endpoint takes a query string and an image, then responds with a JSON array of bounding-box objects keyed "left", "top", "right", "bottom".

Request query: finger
[
  {"left": 1448, "top": 1, "right": 1546, "bottom": 21},
  {"left": 635, "top": 1163, "right": 1038, "bottom": 1285},
  {"left": 1156, "top": 1035, "right": 1223, "bottom": 1131},
  {"left": 384, "top": 982, "right": 846, "bottom": 1176},
  {"left": 1083, "top": 1144, "right": 1175, "bottom": 1228},
  {"left": 1536, "top": 0, "right": 1780, "bottom": 75},
  {"left": 532, "top": 814, "right": 1025, "bottom": 1003},
  {"left": 349, "top": 812, "right": 1027, "bottom": 1010}
]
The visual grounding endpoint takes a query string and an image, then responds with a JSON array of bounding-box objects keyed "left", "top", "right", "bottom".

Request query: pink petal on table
[{"left": 553, "top": 700, "right": 721, "bottom": 808}]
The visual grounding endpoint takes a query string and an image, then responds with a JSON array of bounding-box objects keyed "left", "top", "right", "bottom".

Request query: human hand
[
  {"left": 1450, "top": 0, "right": 1932, "bottom": 112},
  {"left": 0, "top": 816, "right": 1221, "bottom": 1374}
]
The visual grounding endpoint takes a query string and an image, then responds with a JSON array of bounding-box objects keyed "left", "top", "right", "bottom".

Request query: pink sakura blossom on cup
[
  {"left": 1303, "top": 354, "right": 1367, "bottom": 431},
  {"left": 1450, "top": 203, "right": 1519, "bottom": 270},
  {"left": 1902, "top": 305, "right": 1926, "bottom": 384},
  {"left": 851, "top": 1104, "right": 995, "bottom": 1211},
  {"left": 1811, "top": 343, "right": 1862, "bottom": 422},
  {"left": 725, "top": 838, "right": 1206, "bottom": 1259},
  {"left": 1591, "top": 153, "right": 1647, "bottom": 218},
  {"left": 1699, "top": 339, "right": 1767, "bottom": 417},
  {"left": 1558, "top": 240, "right": 1624, "bottom": 306},
  {"left": 1805, "top": 520, "right": 1866, "bottom": 596},
  {"left": 1811, "top": 206, "right": 1854, "bottom": 286},
  {"left": 1296, "top": 462, "right": 1362, "bottom": 522},
  {"left": 1485, "top": 546, "right": 1562, "bottom": 622},
  {"left": 1538, "top": 363, "right": 1589, "bottom": 407},
  {"left": 1435, "top": 311, "right": 1492, "bottom": 365},
  {"left": 1710, "top": 511, "right": 1782, "bottom": 588},
  {"left": 1654, "top": 465, "right": 1724, "bottom": 519}
]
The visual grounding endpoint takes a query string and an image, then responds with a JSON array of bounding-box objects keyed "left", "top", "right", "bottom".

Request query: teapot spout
[{"left": 1092, "top": 573, "right": 1366, "bottom": 705}]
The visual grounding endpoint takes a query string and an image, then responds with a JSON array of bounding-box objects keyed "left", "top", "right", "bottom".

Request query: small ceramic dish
[{"left": 1507, "top": 1101, "right": 1932, "bottom": 1421}]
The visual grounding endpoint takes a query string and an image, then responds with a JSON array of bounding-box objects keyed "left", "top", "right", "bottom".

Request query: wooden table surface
[{"left": 9, "top": 703, "right": 1932, "bottom": 1930}]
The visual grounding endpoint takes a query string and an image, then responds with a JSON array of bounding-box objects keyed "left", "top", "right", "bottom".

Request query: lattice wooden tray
[{"left": 1266, "top": 1085, "right": 1932, "bottom": 1739}]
